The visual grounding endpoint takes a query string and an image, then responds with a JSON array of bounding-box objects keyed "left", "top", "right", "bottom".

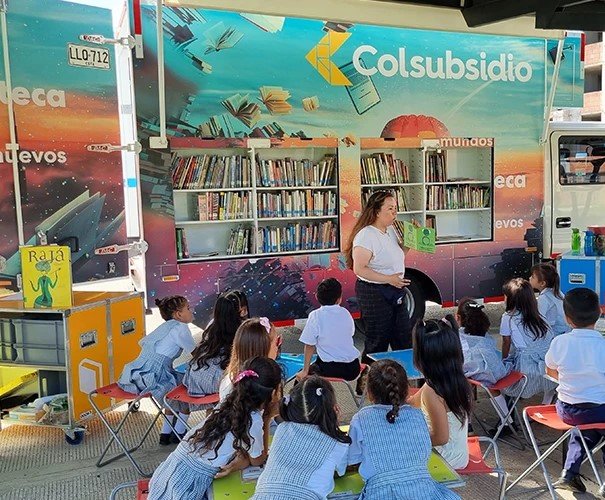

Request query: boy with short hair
[
  {"left": 295, "top": 277, "right": 361, "bottom": 381},
  {"left": 545, "top": 287, "right": 605, "bottom": 495}
]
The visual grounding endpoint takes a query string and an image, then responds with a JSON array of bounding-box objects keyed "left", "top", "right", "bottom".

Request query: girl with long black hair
[
  {"left": 409, "top": 319, "right": 472, "bottom": 469},
  {"left": 147, "top": 357, "right": 282, "bottom": 499}
]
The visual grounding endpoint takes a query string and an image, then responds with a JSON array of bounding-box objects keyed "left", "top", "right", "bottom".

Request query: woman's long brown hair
[{"left": 344, "top": 190, "right": 395, "bottom": 269}]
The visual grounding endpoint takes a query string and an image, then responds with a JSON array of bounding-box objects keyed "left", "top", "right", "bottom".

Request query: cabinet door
[
  {"left": 66, "top": 305, "right": 110, "bottom": 424},
  {"left": 0, "top": 0, "right": 131, "bottom": 290}
]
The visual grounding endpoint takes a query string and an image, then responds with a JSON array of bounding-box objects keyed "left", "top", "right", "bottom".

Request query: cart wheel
[
  {"left": 129, "top": 401, "right": 140, "bottom": 412},
  {"left": 65, "top": 430, "right": 85, "bottom": 445}
]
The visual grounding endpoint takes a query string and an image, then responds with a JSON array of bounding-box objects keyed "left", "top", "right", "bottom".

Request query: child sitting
[
  {"left": 296, "top": 278, "right": 361, "bottom": 382},
  {"left": 409, "top": 320, "right": 472, "bottom": 469},
  {"left": 530, "top": 263, "right": 571, "bottom": 336},
  {"left": 251, "top": 377, "right": 350, "bottom": 499},
  {"left": 500, "top": 278, "right": 557, "bottom": 404},
  {"left": 147, "top": 357, "right": 283, "bottom": 499},
  {"left": 219, "top": 317, "right": 280, "bottom": 400},
  {"left": 348, "top": 359, "right": 460, "bottom": 499},
  {"left": 118, "top": 295, "right": 196, "bottom": 445},
  {"left": 183, "top": 291, "right": 242, "bottom": 411},
  {"left": 546, "top": 288, "right": 605, "bottom": 494},
  {"left": 447, "top": 299, "right": 512, "bottom": 431}
]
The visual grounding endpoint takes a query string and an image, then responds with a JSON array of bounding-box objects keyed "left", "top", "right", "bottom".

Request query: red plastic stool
[
  {"left": 88, "top": 383, "right": 175, "bottom": 477},
  {"left": 456, "top": 436, "right": 507, "bottom": 500},
  {"left": 468, "top": 370, "right": 529, "bottom": 451},
  {"left": 109, "top": 478, "right": 150, "bottom": 500},
  {"left": 163, "top": 384, "right": 220, "bottom": 437},
  {"left": 507, "top": 404, "right": 605, "bottom": 499}
]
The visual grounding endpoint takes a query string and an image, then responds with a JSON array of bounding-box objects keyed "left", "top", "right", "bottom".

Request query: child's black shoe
[
  {"left": 170, "top": 432, "right": 185, "bottom": 444},
  {"left": 159, "top": 433, "right": 173, "bottom": 446}
]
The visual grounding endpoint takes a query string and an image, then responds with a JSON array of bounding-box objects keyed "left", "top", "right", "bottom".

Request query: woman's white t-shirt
[{"left": 352, "top": 225, "right": 404, "bottom": 283}]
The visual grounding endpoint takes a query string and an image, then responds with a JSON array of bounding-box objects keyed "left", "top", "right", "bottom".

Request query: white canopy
[{"left": 160, "top": 0, "right": 564, "bottom": 39}]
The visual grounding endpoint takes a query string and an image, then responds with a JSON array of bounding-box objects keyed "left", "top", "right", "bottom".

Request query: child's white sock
[
  {"left": 161, "top": 415, "right": 175, "bottom": 434},
  {"left": 175, "top": 413, "right": 190, "bottom": 434},
  {"left": 542, "top": 389, "right": 556, "bottom": 405},
  {"left": 493, "top": 395, "right": 513, "bottom": 424}
]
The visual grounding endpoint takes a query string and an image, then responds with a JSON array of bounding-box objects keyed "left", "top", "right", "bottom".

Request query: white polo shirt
[
  {"left": 352, "top": 225, "right": 404, "bottom": 284},
  {"left": 299, "top": 305, "right": 360, "bottom": 363},
  {"left": 545, "top": 329, "right": 605, "bottom": 405}
]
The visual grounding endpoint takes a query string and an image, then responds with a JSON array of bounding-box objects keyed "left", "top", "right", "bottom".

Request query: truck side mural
[{"left": 133, "top": 6, "right": 583, "bottom": 324}]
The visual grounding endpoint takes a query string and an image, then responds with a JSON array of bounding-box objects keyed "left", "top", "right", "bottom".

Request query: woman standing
[{"left": 344, "top": 191, "right": 412, "bottom": 363}]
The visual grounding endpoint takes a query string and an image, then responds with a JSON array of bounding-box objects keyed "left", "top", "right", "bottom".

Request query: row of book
[
  {"left": 360, "top": 153, "right": 410, "bottom": 185},
  {"left": 256, "top": 155, "right": 336, "bottom": 187},
  {"left": 197, "top": 192, "right": 252, "bottom": 221},
  {"left": 426, "top": 185, "right": 490, "bottom": 210},
  {"left": 176, "top": 228, "right": 189, "bottom": 259},
  {"left": 227, "top": 225, "right": 253, "bottom": 255},
  {"left": 257, "top": 221, "right": 338, "bottom": 253},
  {"left": 425, "top": 152, "right": 447, "bottom": 183},
  {"left": 258, "top": 191, "right": 338, "bottom": 218},
  {"left": 172, "top": 154, "right": 250, "bottom": 189},
  {"left": 362, "top": 187, "right": 409, "bottom": 212}
]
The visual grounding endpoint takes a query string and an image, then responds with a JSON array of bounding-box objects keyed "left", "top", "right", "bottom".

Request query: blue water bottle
[{"left": 585, "top": 230, "right": 595, "bottom": 256}]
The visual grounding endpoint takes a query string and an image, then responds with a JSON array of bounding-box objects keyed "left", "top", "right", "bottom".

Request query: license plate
[{"left": 67, "top": 43, "right": 110, "bottom": 70}]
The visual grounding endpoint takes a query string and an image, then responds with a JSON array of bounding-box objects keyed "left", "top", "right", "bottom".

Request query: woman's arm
[
  {"left": 352, "top": 247, "right": 407, "bottom": 287},
  {"left": 421, "top": 385, "right": 450, "bottom": 447}
]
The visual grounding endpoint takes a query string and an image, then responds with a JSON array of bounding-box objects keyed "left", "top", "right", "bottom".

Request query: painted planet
[{"left": 381, "top": 114, "right": 450, "bottom": 139}]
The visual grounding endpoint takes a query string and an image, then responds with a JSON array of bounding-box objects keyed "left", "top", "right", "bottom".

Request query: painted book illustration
[
  {"left": 204, "top": 22, "right": 243, "bottom": 54},
  {"left": 222, "top": 93, "right": 261, "bottom": 128},
  {"left": 21, "top": 245, "right": 73, "bottom": 309},
  {"left": 259, "top": 86, "right": 292, "bottom": 115}
]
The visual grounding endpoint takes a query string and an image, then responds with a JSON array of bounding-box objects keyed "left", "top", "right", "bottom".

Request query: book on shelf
[
  {"left": 255, "top": 155, "right": 336, "bottom": 187},
  {"left": 197, "top": 191, "right": 251, "bottom": 221},
  {"left": 204, "top": 22, "right": 243, "bottom": 54},
  {"left": 362, "top": 186, "right": 408, "bottom": 212},
  {"left": 171, "top": 154, "right": 250, "bottom": 189},
  {"left": 258, "top": 190, "right": 337, "bottom": 218},
  {"left": 221, "top": 93, "right": 261, "bottom": 128},
  {"left": 175, "top": 228, "right": 189, "bottom": 259},
  {"left": 426, "top": 185, "right": 490, "bottom": 210},
  {"left": 425, "top": 151, "right": 447, "bottom": 182},
  {"left": 257, "top": 221, "right": 337, "bottom": 254},
  {"left": 226, "top": 225, "right": 253, "bottom": 256},
  {"left": 361, "top": 153, "right": 409, "bottom": 184},
  {"left": 259, "top": 86, "right": 292, "bottom": 115}
]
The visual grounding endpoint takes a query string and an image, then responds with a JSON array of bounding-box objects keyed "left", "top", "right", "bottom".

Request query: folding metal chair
[
  {"left": 469, "top": 370, "right": 529, "bottom": 450},
  {"left": 507, "top": 404, "right": 605, "bottom": 500},
  {"left": 163, "top": 384, "right": 219, "bottom": 436},
  {"left": 321, "top": 363, "right": 368, "bottom": 409},
  {"left": 88, "top": 383, "right": 176, "bottom": 477},
  {"left": 456, "top": 436, "right": 508, "bottom": 500},
  {"left": 108, "top": 478, "right": 150, "bottom": 500}
]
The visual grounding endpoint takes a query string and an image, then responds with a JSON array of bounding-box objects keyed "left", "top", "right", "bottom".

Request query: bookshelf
[
  {"left": 360, "top": 138, "right": 493, "bottom": 244},
  {"left": 170, "top": 138, "right": 340, "bottom": 261}
]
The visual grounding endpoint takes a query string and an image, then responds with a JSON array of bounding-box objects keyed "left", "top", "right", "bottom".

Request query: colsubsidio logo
[{"left": 305, "top": 33, "right": 534, "bottom": 84}]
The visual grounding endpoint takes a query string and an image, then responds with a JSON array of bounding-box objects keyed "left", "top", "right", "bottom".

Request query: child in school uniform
[
  {"left": 546, "top": 288, "right": 605, "bottom": 495},
  {"left": 147, "top": 357, "right": 283, "bottom": 500},
  {"left": 530, "top": 263, "right": 571, "bottom": 336},
  {"left": 499, "top": 278, "right": 557, "bottom": 404},
  {"left": 296, "top": 278, "right": 361, "bottom": 382},
  {"left": 219, "top": 317, "right": 280, "bottom": 401},
  {"left": 251, "top": 377, "right": 350, "bottom": 499},
  {"left": 409, "top": 320, "right": 472, "bottom": 470},
  {"left": 446, "top": 298, "right": 512, "bottom": 430},
  {"left": 183, "top": 291, "right": 242, "bottom": 411},
  {"left": 118, "top": 295, "right": 196, "bottom": 445},
  {"left": 348, "top": 359, "right": 460, "bottom": 499}
]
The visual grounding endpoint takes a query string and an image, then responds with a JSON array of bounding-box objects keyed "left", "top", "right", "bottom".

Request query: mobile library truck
[{"left": 127, "top": 0, "right": 605, "bottom": 325}]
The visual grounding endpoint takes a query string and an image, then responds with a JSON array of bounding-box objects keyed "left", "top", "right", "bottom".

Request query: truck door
[{"left": 546, "top": 130, "right": 605, "bottom": 257}]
